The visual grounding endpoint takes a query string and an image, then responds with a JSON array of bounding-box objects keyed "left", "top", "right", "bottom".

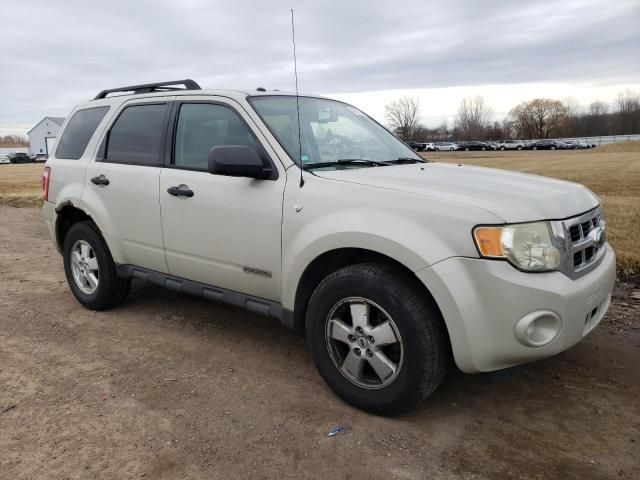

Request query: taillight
[{"left": 42, "top": 166, "right": 51, "bottom": 201}]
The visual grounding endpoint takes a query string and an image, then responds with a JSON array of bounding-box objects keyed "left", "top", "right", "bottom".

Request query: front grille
[{"left": 562, "top": 208, "right": 605, "bottom": 277}]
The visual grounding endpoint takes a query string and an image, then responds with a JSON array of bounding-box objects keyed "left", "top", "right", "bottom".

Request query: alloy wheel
[
  {"left": 70, "top": 240, "right": 99, "bottom": 294},
  {"left": 325, "top": 297, "right": 404, "bottom": 389}
]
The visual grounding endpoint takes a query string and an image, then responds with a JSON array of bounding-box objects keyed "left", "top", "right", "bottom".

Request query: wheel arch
[
  {"left": 54, "top": 202, "right": 123, "bottom": 263},
  {"left": 290, "top": 247, "right": 448, "bottom": 338}
]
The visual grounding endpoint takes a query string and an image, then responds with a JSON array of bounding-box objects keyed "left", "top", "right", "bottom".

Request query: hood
[{"left": 313, "top": 162, "right": 599, "bottom": 223}]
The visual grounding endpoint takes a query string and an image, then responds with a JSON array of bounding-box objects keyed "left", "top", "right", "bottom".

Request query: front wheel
[
  {"left": 305, "top": 263, "right": 448, "bottom": 415},
  {"left": 63, "top": 221, "right": 131, "bottom": 310}
]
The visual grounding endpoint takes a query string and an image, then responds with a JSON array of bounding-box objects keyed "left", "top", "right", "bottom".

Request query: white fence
[{"left": 556, "top": 134, "right": 640, "bottom": 146}]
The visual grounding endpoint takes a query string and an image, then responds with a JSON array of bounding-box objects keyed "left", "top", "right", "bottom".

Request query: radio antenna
[{"left": 291, "top": 9, "right": 304, "bottom": 187}]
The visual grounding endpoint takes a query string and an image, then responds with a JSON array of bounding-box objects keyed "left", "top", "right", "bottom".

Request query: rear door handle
[
  {"left": 167, "top": 184, "right": 194, "bottom": 197},
  {"left": 91, "top": 174, "right": 110, "bottom": 186}
]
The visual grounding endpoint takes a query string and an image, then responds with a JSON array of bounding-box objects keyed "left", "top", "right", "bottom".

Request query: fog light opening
[{"left": 515, "top": 310, "right": 562, "bottom": 347}]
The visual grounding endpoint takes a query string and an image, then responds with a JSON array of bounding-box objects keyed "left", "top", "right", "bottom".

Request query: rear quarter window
[{"left": 55, "top": 107, "right": 109, "bottom": 159}]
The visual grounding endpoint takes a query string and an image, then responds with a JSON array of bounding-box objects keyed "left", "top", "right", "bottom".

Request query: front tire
[
  {"left": 305, "top": 263, "right": 448, "bottom": 415},
  {"left": 63, "top": 221, "right": 130, "bottom": 310}
]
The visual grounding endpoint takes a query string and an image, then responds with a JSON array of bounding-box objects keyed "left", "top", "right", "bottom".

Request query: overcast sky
[{"left": 1, "top": 0, "right": 638, "bottom": 135}]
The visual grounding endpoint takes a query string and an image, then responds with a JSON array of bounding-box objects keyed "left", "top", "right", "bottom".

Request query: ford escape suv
[{"left": 42, "top": 79, "right": 616, "bottom": 414}]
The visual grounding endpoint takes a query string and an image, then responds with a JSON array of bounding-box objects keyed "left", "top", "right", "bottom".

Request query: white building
[{"left": 27, "top": 117, "right": 65, "bottom": 155}]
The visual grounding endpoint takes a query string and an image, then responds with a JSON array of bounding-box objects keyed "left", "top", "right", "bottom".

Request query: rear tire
[
  {"left": 305, "top": 263, "right": 448, "bottom": 415},
  {"left": 63, "top": 221, "right": 130, "bottom": 310}
]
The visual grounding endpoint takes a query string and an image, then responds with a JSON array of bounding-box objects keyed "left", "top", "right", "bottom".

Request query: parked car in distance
[
  {"left": 33, "top": 154, "right": 48, "bottom": 162},
  {"left": 406, "top": 141, "right": 424, "bottom": 152},
  {"left": 561, "top": 140, "right": 580, "bottom": 149},
  {"left": 43, "top": 79, "right": 615, "bottom": 414},
  {"left": 459, "top": 141, "right": 492, "bottom": 151},
  {"left": 8, "top": 152, "right": 32, "bottom": 163},
  {"left": 423, "top": 143, "right": 436, "bottom": 151},
  {"left": 434, "top": 142, "right": 459, "bottom": 151},
  {"left": 0, "top": 154, "right": 11, "bottom": 165},
  {"left": 529, "top": 140, "right": 561, "bottom": 150},
  {"left": 496, "top": 140, "right": 525, "bottom": 151}
]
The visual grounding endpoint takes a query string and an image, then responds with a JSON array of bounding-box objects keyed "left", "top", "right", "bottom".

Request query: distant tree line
[
  {"left": 385, "top": 89, "right": 640, "bottom": 141},
  {"left": 0, "top": 135, "right": 28, "bottom": 148}
]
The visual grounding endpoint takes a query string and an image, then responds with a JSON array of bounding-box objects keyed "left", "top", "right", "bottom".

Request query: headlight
[{"left": 473, "top": 222, "right": 561, "bottom": 271}]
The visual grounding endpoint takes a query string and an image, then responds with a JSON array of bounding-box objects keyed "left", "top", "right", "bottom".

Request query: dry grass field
[
  {"left": 0, "top": 163, "right": 44, "bottom": 208},
  {"left": 1, "top": 142, "right": 639, "bottom": 274}
]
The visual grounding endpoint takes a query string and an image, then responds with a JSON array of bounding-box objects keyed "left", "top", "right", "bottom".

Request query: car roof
[{"left": 75, "top": 88, "right": 322, "bottom": 111}]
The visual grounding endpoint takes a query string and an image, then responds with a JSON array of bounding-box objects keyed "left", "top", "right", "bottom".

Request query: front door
[{"left": 159, "top": 99, "right": 285, "bottom": 301}]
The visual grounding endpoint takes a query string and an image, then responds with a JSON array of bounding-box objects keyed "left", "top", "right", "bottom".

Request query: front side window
[
  {"left": 249, "top": 96, "right": 422, "bottom": 169},
  {"left": 56, "top": 107, "right": 109, "bottom": 159},
  {"left": 174, "top": 103, "right": 259, "bottom": 170},
  {"left": 105, "top": 104, "right": 166, "bottom": 165}
]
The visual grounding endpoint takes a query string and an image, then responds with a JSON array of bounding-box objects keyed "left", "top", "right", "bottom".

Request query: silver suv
[
  {"left": 43, "top": 80, "right": 616, "bottom": 414},
  {"left": 496, "top": 140, "right": 525, "bottom": 150}
]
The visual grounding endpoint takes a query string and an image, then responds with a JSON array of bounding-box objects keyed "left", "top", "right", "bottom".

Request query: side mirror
[{"left": 207, "top": 146, "right": 272, "bottom": 179}]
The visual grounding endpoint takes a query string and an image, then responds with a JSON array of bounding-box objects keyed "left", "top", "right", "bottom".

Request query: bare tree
[
  {"left": 589, "top": 100, "right": 609, "bottom": 116},
  {"left": 0, "top": 135, "right": 28, "bottom": 148},
  {"left": 384, "top": 97, "right": 421, "bottom": 141},
  {"left": 501, "top": 117, "right": 515, "bottom": 139},
  {"left": 615, "top": 89, "right": 640, "bottom": 134},
  {"left": 454, "top": 96, "right": 492, "bottom": 140},
  {"left": 586, "top": 100, "right": 610, "bottom": 135},
  {"left": 510, "top": 98, "right": 566, "bottom": 139},
  {"left": 560, "top": 97, "right": 581, "bottom": 137}
]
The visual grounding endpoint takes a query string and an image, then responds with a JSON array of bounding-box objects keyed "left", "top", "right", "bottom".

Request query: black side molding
[
  {"left": 93, "top": 79, "right": 201, "bottom": 100},
  {"left": 115, "top": 264, "right": 296, "bottom": 329}
]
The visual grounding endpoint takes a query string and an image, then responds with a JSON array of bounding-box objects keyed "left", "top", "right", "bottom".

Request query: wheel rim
[
  {"left": 70, "top": 240, "right": 99, "bottom": 294},
  {"left": 325, "top": 297, "right": 404, "bottom": 389}
]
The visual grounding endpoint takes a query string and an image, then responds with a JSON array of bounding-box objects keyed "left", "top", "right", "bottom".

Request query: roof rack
[{"left": 93, "top": 79, "right": 201, "bottom": 100}]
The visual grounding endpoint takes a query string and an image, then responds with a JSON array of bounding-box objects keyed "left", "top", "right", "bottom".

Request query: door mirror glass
[{"left": 208, "top": 145, "right": 271, "bottom": 179}]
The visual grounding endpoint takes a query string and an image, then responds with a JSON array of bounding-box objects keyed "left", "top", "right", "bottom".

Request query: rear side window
[
  {"left": 105, "top": 104, "right": 166, "bottom": 166},
  {"left": 55, "top": 107, "right": 109, "bottom": 159}
]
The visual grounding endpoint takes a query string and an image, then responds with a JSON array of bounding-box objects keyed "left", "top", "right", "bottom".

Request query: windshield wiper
[
  {"left": 304, "top": 158, "right": 390, "bottom": 170},
  {"left": 385, "top": 157, "right": 424, "bottom": 164}
]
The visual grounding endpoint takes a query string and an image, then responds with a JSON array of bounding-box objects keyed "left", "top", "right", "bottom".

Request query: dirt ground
[{"left": 0, "top": 207, "right": 639, "bottom": 480}]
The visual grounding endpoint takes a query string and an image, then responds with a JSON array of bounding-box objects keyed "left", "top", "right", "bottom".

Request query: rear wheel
[
  {"left": 305, "top": 263, "right": 448, "bottom": 414},
  {"left": 551, "top": 146, "right": 556, "bottom": 150},
  {"left": 63, "top": 221, "right": 130, "bottom": 310}
]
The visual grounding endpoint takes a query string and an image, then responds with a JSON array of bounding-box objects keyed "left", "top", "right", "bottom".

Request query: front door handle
[
  {"left": 167, "top": 184, "right": 194, "bottom": 197},
  {"left": 91, "top": 174, "right": 110, "bottom": 186}
]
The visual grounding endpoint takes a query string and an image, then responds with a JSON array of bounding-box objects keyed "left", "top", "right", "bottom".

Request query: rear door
[
  {"left": 83, "top": 99, "right": 172, "bottom": 273},
  {"left": 159, "top": 98, "right": 285, "bottom": 301}
]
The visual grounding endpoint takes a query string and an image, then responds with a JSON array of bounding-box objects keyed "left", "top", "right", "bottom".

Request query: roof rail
[{"left": 93, "top": 79, "right": 201, "bottom": 100}]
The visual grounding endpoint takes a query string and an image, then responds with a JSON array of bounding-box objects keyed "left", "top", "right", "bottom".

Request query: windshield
[{"left": 248, "top": 96, "right": 422, "bottom": 169}]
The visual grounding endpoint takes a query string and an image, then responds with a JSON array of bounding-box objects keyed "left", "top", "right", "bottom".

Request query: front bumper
[{"left": 417, "top": 244, "right": 616, "bottom": 373}]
